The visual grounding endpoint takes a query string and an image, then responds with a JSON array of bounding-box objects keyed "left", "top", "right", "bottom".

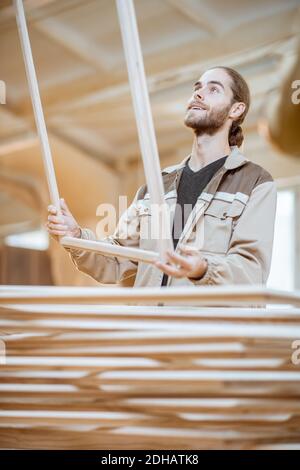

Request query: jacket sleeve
[
  {"left": 64, "top": 188, "right": 143, "bottom": 285},
  {"left": 190, "top": 180, "right": 277, "bottom": 285}
]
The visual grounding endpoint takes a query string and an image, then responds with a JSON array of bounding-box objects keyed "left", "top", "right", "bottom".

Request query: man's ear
[{"left": 229, "top": 102, "right": 246, "bottom": 121}]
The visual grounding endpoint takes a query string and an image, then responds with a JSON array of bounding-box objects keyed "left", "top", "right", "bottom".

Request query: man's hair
[{"left": 209, "top": 66, "right": 251, "bottom": 147}]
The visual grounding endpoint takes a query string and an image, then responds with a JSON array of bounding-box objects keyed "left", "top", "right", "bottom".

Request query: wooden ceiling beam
[
  {"left": 0, "top": 133, "right": 38, "bottom": 157},
  {"left": 166, "top": 0, "right": 221, "bottom": 35},
  {"left": 48, "top": 38, "right": 292, "bottom": 116},
  {"left": 32, "top": 18, "right": 111, "bottom": 72}
]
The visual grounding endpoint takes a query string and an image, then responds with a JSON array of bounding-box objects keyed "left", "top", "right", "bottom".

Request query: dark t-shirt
[{"left": 161, "top": 155, "right": 228, "bottom": 287}]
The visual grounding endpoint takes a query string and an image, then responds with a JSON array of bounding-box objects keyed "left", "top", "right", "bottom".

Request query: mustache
[{"left": 187, "top": 101, "right": 209, "bottom": 111}]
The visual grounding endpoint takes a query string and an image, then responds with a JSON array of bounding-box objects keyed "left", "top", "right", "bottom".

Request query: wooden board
[{"left": 1, "top": 289, "right": 300, "bottom": 449}]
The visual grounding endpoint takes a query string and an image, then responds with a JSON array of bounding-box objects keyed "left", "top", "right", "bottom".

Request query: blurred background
[{"left": 0, "top": 0, "right": 299, "bottom": 289}]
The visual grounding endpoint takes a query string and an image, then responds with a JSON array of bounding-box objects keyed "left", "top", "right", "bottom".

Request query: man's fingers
[
  {"left": 48, "top": 223, "right": 68, "bottom": 231},
  {"left": 45, "top": 223, "right": 67, "bottom": 236},
  {"left": 45, "top": 221, "right": 67, "bottom": 233},
  {"left": 155, "top": 261, "right": 187, "bottom": 278},
  {"left": 48, "top": 215, "right": 65, "bottom": 224},
  {"left": 48, "top": 229, "right": 67, "bottom": 236},
  {"left": 166, "top": 250, "right": 191, "bottom": 270},
  {"left": 47, "top": 205, "right": 57, "bottom": 215},
  {"left": 155, "top": 261, "right": 176, "bottom": 277},
  {"left": 60, "top": 198, "right": 70, "bottom": 213}
]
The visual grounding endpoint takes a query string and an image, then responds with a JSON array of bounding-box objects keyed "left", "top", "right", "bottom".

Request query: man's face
[{"left": 184, "top": 68, "right": 234, "bottom": 135}]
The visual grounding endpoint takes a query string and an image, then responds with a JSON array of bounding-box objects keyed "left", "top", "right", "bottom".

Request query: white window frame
[{"left": 14, "top": 0, "right": 172, "bottom": 265}]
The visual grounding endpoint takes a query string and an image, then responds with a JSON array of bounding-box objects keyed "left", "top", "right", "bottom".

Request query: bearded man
[{"left": 46, "top": 66, "right": 277, "bottom": 288}]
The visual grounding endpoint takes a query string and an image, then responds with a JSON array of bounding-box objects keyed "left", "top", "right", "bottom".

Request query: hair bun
[{"left": 229, "top": 124, "right": 244, "bottom": 147}]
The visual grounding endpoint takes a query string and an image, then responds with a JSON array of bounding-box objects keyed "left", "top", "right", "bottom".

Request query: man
[{"left": 46, "top": 66, "right": 277, "bottom": 288}]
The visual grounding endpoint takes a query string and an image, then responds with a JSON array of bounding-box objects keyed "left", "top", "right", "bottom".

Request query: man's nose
[{"left": 194, "top": 89, "right": 204, "bottom": 100}]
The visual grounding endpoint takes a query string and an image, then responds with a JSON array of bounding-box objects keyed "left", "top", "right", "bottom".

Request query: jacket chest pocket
[
  {"left": 202, "top": 199, "right": 246, "bottom": 254},
  {"left": 137, "top": 201, "right": 153, "bottom": 247},
  {"left": 137, "top": 199, "right": 175, "bottom": 250}
]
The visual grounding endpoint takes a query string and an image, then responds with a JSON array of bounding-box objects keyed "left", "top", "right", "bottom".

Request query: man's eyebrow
[
  {"left": 209, "top": 80, "right": 225, "bottom": 90},
  {"left": 193, "top": 80, "right": 225, "bottom": 90}
]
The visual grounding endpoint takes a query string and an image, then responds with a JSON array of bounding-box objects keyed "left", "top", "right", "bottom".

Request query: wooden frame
[
  {"left": 1, "top": 290, "right": 300, "bottom": 449},
  {"left": 1, "top": 285, "right": 300, "bottom": 306},
  {"left": 14, "top": 0, "right": 61, "bottom": 211},
  {"left": 14, "top": 0, "right": 172, "bottom": 265},
  {"left": 115, "top": 0, "right": 173, "bottom": 258},
  {"left": 60, "top": 236, "right": 159, "bottom": 264}
]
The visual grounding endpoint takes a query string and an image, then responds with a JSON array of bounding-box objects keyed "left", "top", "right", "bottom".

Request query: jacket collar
[
  {"left": 162, "top": 145, "right": 249, "bottom": 174},
  {"left": 224, "top": 145, "right": 249, "bottom": 169}
]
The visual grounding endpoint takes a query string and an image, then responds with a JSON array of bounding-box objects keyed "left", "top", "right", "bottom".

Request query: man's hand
[
  {"left": 155, "top": 244, "right": 208, "bottom": 280},
  {"left": 46, "top": 198, "right": 81, "bottom": 240}
]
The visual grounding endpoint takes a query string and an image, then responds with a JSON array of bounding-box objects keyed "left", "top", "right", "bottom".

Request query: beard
[{"left": 184, "top": 103, "right": 231, "bottom": 136}]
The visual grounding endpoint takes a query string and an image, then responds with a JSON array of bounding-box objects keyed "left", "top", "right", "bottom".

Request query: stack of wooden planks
[{"left": 0, "top": 285, "right": 300, "bottom": 449}]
